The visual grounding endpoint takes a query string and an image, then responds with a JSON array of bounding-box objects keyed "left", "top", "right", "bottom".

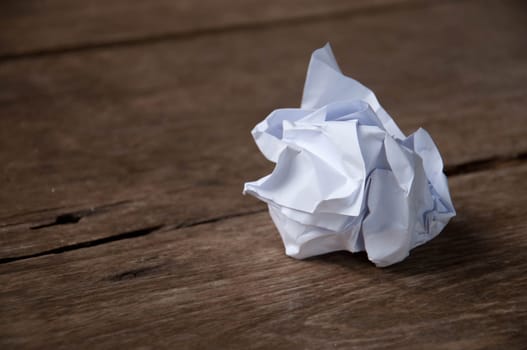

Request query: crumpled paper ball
[{"left": 244, "top": 43, "right": 455, "bottom": 267}]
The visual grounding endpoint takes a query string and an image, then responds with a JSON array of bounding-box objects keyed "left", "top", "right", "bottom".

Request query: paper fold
[{"left": 244, "top": 43, "right": 455, "bottom": 267}]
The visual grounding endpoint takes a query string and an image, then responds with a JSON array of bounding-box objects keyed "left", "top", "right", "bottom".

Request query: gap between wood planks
[
  {"left": 0, "top": 0, "right": 463, "bottom": 63},
  {"left": 0, "top": 151, "right": 525, "bottom": 265},
  {"left": 0, "top": 209, "right": 267, "bottom": 265}
]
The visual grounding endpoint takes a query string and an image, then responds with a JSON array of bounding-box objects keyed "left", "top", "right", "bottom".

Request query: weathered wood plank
[
  {"left": 1, "top": 0, "right": 527, "bottom": 258},
  {"left": 0, "top": 185, "right": 266, "bottom": 261},
  {"left": 0, "top": 0, "right": 421, "bottom": 57},
  {"left": 0, "top": 163, "right": 526, "bottom": 349}
]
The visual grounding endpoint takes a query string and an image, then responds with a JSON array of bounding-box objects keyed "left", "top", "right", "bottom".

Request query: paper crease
[{"left": 244, "top": 43, "right": 455, "bottom": 267}]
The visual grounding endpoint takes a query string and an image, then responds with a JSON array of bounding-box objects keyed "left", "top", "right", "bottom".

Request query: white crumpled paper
[{"left": 243, "top": 43, "right": 455, "bottom": 267}]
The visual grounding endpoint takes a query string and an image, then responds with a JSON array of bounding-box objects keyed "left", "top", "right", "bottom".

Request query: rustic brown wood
[
  {"left": 1, "top": 164, "right": 526, "bottom": 349},
  {"left": 0, "top": 0, "right": 422, "bottom": 57},
  {"left": 0, "top": 185, "right": 266, "bottom": 261},
  {"left": 1, "top": 0, "right": 527, "bottom": 347},
  {"left": 1, "top": 0, "right": 527, "bottom": 259}
]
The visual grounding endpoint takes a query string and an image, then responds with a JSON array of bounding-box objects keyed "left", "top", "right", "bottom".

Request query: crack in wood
[
  {"left": 0, "top": 225, "right": 164, "bottom": 265},
  {"left": 0, "top": 209, "right": 267, "bottom": 265},
  {"left": 28, "top": 200, "right": 133, "bottom": 230},
  {"left": 30, "top": 212, "right": 85, "bottom": 229},
  {"left": 0, "top": 0, "right": 448, "bottom": 63},
  {"left": 0, "top": 152, "right": 525, "bottom": 265},
  {"left": 445, "top": 152, "right": 527, "bottom": 177}
]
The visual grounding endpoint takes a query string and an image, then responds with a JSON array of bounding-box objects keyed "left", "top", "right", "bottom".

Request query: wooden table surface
[{"left": 1, "top": 0, "right": 526, "bottom": 348}]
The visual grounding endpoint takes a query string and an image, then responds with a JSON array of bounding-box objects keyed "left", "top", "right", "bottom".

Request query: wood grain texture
[
  {"left": 1, "top": 163, "right": 526, "bottom": 349},
  {"left": 0, "top": 0, "right": 422, "bottom": 57},
  {"left": 1, "top": 0, "right": 527, "bottom": 258}
]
